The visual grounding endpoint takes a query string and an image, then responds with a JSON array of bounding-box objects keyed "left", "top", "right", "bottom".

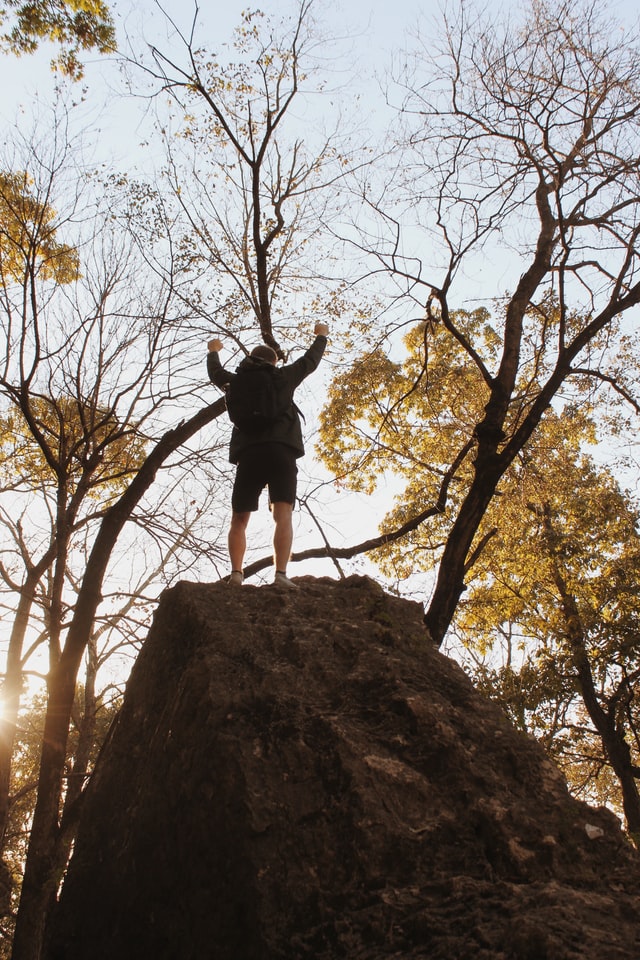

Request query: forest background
[{"left": 1, "top": 0, "right": 640, "bottom": 957}]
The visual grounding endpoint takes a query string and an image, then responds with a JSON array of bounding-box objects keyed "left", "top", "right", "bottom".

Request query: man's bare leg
[
  {"left": 228, "top": 511, "right": 250, "bottom": 583},
  {"left": 272, "top": 501, "right": 294, "bottom": 577}
]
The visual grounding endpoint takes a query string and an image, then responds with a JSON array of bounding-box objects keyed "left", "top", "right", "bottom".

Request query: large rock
[{"left": 46, "top": 576, "right": 640, "bottom": 959}]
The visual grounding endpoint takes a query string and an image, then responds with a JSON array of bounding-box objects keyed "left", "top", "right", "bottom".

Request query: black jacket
[{"left": 207, "top": 335, "right": 327, "bottom": 463}]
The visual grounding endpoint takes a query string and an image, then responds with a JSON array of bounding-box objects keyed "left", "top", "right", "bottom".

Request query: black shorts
[{"left": 232, "top": 443, "right": 298, "bottom": 513}]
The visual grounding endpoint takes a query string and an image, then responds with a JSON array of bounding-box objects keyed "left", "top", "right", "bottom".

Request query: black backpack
[{"left": 225, "top": 364, "right": 286, "bottom": 433}]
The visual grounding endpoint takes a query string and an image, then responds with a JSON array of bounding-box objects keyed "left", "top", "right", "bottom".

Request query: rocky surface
[{"left": 46, "top": 575, "right": 640, "bottom": 959}]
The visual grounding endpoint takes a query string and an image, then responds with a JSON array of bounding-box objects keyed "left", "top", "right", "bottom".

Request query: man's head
[{"left": 251, "top": 344, "right": 278, "bottom": 365}]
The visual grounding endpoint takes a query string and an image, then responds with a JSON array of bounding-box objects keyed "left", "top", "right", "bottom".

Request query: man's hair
[{"left": 251, "top": 344, "right": 278, "bottom": 364}]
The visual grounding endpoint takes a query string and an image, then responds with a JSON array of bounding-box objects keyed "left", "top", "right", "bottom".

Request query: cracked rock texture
[{"left": 46, "top": 576, "right": 640, "bottom": 959}]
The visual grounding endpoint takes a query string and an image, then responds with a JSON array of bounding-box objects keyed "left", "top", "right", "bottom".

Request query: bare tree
[
  {"left": 316, "top": 0, "right": 640, "bottom": 645},
  {"left": 0, "top": 111, "right": 228, "bottom": 958},
  {"left": 123, "top": 0, "right": 357, "bottom": 358}
]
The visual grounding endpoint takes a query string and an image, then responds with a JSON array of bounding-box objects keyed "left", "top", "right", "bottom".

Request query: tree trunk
[
  {"left": 537, "top": 504, "right": 640, "bottom": 833},
  {"left": 551, "top": 555, "right": 640, "bottom": 835},
  {"left": 0, "top": 589, "right": 35, "bottom": 854},
  {"left": 423, "top": 450, "right": 503, "bottom": 646},
  {"left": 0, "top": 554, "right": 53, "bottom": 857}
]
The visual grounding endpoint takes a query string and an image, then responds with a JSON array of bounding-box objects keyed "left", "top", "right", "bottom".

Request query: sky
[
  {"left": 3, "top": 0, "right": 637, "bottom": 301},
  {"left": 2, "top": 0, "right": 638, "bottom": 146},
  {"left": 2, "top": 0, "right": 638, "bottom": 188}
]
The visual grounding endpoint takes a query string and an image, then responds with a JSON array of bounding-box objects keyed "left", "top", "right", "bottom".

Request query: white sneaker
[
  {"left": 229, "top": 570, "right": 244, "bottom": 586},
  {"left": 273, "top": 571, "right": 298, "bottom": 589}
]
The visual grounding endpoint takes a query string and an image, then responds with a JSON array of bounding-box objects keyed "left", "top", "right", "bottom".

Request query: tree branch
[{"left": 243, "top": 439, "right": 474, "bottom": 579}]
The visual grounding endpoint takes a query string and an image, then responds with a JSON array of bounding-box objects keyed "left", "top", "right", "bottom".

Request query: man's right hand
[
  {"left": 314, "top": 323, "right": 329, "bottom": 337},
  {"left": 208, "top": 338, "right": 224, "bottom": 352}
]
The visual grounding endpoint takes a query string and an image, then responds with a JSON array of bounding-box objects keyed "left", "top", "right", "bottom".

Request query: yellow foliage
[
  {"left": 317, "top": 307, "right": 494, "bottom": 501},
  {"left": 317, "top": 295, "right": 619, "bottom": 592},
  {"left": 0, "top": 396, "right": 147, "bottom": 499},
  {"left": 2, "top": 0, "right": 116, "bottom": 79},
  {"left": 0, "top": 172, "right": 80, "bottom": 284}
]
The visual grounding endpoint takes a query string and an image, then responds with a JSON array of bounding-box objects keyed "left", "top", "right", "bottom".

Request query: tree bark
[
  {"left": 542, "top": 507, "right": 640, "bottom": 835},
  {"left": 0, "top": 551, "right": 55, "bottom": 860},
  {"left": 423, "top": 447, "right": 504, "bottom": 646}
]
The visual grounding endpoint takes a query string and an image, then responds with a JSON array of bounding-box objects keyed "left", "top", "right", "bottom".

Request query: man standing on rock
[{"left": 207, "top": 323, "right": 329, "bottom": 587}]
